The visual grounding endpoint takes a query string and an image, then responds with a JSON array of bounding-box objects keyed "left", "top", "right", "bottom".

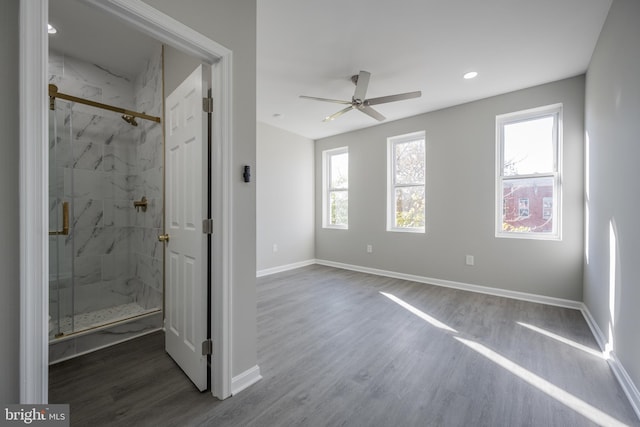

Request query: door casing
[{"left": 19, "top": 0, "right": 233, "bottom": 402}]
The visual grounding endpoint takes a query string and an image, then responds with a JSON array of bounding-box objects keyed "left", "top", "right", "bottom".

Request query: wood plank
[{"left": 49, "top": 265, "right": 640, "bottom": 426}]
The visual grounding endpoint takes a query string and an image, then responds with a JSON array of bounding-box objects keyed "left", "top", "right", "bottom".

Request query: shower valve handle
[{"left": 158, "top": 233, "right": 170, "bottom": 243}]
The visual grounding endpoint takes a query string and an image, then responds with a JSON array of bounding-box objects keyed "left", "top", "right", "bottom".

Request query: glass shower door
[{"left": 49, "top": 100, "right": 74, "bottom": 338}]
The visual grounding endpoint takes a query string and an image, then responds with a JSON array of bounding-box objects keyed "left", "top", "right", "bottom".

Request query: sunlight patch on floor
[
  {"left": 379, "top": 292, "right": 458, "bottom": 333},
  {"left": 517, "top": 322, "right": 603, "bottom": 359},
  {"left": 455, "top": 336, "right": 628, "bottom": 427}
]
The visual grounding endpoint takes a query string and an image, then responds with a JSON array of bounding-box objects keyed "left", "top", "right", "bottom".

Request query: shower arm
[{"left": 48, "top": 84, "right": 161, "bottom": 124}]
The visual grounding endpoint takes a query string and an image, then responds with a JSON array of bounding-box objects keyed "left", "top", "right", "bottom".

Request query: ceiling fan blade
[
  {"left": 322, "top": 106, "right": 354, "bottom": 122},
  {"left": 366, "top": 91, "right": 422, "bottom": 106},
  {"left": 359, "top": 105, "right": 386, "bottom": 121},
  {"left": 300, "top": 95, "right": 351, "bottom": 105},
  {"left": 353, "top": 70, "right": 371, "bottom": 101}
]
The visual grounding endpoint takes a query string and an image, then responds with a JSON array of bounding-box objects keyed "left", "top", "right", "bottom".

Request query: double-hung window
[
  {"left": 387, "top": 131, "right": 426, "bottom": 233},
  {"left": 496, "top": 104, "right": 562, "bottom": 239},
  {"left": 322, "top": 147, "right": 348, "bottom": 228}
]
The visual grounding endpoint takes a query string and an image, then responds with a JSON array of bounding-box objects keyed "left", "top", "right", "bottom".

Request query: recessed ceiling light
[
  {"left": 48, "top": 24, "right": 57, "bottom": 35},
  {"left": 463, "top": 71, "right": 478, "bottom": 80}
]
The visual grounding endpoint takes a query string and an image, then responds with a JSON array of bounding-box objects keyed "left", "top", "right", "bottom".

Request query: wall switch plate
[
  {"left": 466, "top": 255, "right": 474, "bottom": 266},
  {"left": 366, "top": 245, "right": 373, "bottom": 253},
  {"left": 273, "top": 244, "right": 278, "bottom": 253}
]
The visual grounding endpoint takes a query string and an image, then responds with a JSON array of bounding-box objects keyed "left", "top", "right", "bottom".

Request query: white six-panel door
[{"left": 164, "top": 65, "right": 208, "bottom": 391}]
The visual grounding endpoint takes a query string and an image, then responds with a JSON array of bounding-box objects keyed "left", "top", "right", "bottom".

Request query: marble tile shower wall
[
  {"left": 48, "top": 48, "right": 163, "bottom": 326},
  {"left": 132, "top": 47, "right": 163, "bottom": 311}
]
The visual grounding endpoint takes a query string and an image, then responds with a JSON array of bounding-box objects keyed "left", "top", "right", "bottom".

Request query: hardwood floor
[{"left": 49, "top": 265, "right": 640, "bottom": 426}]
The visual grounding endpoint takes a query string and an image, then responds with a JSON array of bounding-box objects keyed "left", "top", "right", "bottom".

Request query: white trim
[
  {"left": 607, "top": 352, "right": 640, "bottom": 421},
  {"left": 579, "top": 303, "right": 607, "bottom": 351},
  {"left": 211, "top": 50, "right": 234, "bottom": 400},
  {"left": 256, "top": 259, "right": 317, "bottom": 278},
  {"left": 82, "top": 0, "right": 229, "bottom": 62},
  {"left": 322, "top": 146, "right": 349, "bottom": 229},
  {"left": 495, "top": 104, "right": 563, "bottom": 241},
  {"left": 315, "top": 259, "right": 582, "bottom": 310},
  {"left": 21, "top": 0, "right": 235, "bottom": 402},
  {"left": 387, "top": 131, "right": 426, "bottom": 233},
  {"left": 231, "top": 365, "right": 262, "bottom": 396},
  {"left": 20, "top": 0, "right": 49, "bottom": 404},
  {"left": 580, "top": 304, "right": 640, "bottom": 421}
]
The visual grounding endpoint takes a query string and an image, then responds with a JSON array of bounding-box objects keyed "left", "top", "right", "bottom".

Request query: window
[
  {"left": 518, "top": 198, "right": 530, "bottom": 218},
  {"left": 496, "top": 104, "right": 562, "bottom": 239},
  {"left": 387, "top": 131, "right": 426, "bottom": 232},
  {"left": 322, "top": 147, "right": 348, "bottom": 228},
  {"left": 542, "top": 197, "right": 553, "bottom": 220}
]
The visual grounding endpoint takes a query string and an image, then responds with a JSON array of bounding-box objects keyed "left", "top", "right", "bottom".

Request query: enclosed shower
[{"left": 48, "top": 48, "right": 164, "bottom": 361}]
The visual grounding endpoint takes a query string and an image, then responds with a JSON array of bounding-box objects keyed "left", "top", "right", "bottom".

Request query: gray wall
[
  {"left": 584, "top": 0, "right": 640, "bottom": 397},
  {"left": 0, "top": 0, "right": 20, "bottom": 404},
  {"left": 163, "top": 45, "right": 200, "bottom": 96},
  {"left": 256, "top": 122, "right": 315, "bottom": 272},
  {"left": 316, "top": 76, "right": 585, "bottom": 301},
  {"left": 142, "top": 0, "right": 258, "bottom": 377}
]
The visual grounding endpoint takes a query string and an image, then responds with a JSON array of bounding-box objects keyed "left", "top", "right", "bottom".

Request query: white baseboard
[
  {"left": 608, "top": 352, "right": 640, "bottom": 421},
  {"left": 315, "top": 259, "right": 582, "bottom": 310},
  {"left": 579, "top": 303, "right": 607, "bottom": 350},
  {"left": 580, "top": 304, "right": 640, "bottom": 421},
  {"left": 256, "top": 259, "right": 317, "bottom": 277},
  {"left": 231, "top": 365, "right": 262, "bottom": 395}
]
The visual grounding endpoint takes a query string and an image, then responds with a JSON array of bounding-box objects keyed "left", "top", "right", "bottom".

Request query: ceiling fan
[{"left": 300, "top": 70, "right": 421, "bottom": 122}]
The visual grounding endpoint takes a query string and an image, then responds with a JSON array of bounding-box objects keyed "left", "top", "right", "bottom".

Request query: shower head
[{"left": 122, "top": 114, "right": 138, "bottom": 126}]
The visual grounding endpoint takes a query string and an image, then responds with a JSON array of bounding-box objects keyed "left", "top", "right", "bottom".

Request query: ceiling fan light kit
[{"left": 300, "top": 70, "right": 421, "bottom": 123}]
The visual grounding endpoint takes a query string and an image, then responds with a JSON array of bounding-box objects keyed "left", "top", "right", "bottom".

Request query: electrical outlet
[
  {"left": 465, "top": 255, "right": 474, "bottom": 266},
  {"left": 366, "top": 245, "right": 373, "bottom": 253}
]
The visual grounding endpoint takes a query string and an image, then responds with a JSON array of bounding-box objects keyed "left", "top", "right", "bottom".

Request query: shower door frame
[{"left": 20, "top": 0, "right": 234, "bottom": 403}]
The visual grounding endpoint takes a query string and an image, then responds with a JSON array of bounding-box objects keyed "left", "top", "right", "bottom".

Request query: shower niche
[{"left": 48, "top": 47, "right": 164, "bottom": 362}]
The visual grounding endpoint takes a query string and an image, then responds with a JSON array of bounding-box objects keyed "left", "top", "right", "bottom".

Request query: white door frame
[{"left": 19, "top": 0, "right": 233, "bottom": 402}]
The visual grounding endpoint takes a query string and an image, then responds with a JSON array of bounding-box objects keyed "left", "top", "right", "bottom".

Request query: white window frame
[
  {"left": 322, "top": 146, "right": 348, "bottom": 229},
  {"left": 496, "top": 104, "right": 563, "bottom": 240},
  {"left": 387, "top": 131, "right": 426, "bottom": 233}
]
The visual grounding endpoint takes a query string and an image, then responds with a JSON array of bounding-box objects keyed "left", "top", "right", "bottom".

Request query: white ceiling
[
  {"left": 48, "top": 0, "right": 160, "bottom": 82},
  {"left": 257, "top": 0, "right": 612, "bottom": 140},
  {"left": 49, "top": 1, "right": 612, "bottom": 141}
]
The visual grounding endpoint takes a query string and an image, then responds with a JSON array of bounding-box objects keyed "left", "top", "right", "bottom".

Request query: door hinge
[
  {"left": 202, "top": 218, "right": 214, "bottom": 234},
  {"left": 202, "top": 339, "right": 213, "bottom": 356},
  {"left": 203, "top": 97, "right": 213, "bottom": 114}
]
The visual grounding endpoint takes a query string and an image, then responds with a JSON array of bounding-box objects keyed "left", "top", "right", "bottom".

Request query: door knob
[{"left": 158, "top": 233, "right": 170, "bottom": 242}]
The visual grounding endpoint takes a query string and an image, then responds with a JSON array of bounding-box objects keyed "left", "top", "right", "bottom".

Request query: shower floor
[{"left": 51, "top": 302, "right": 160, "bottom": 339}]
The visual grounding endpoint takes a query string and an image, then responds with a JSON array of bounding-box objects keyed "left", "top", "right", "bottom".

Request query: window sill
[
  {"left": 495, "top": 232, "right": 561, "bottom": 241},
  {"left": 387, "top": 227, "right": 425, "bottom": 234},
  {"left": 323, "top": 225, "right": 348, "bottom": 230}
]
